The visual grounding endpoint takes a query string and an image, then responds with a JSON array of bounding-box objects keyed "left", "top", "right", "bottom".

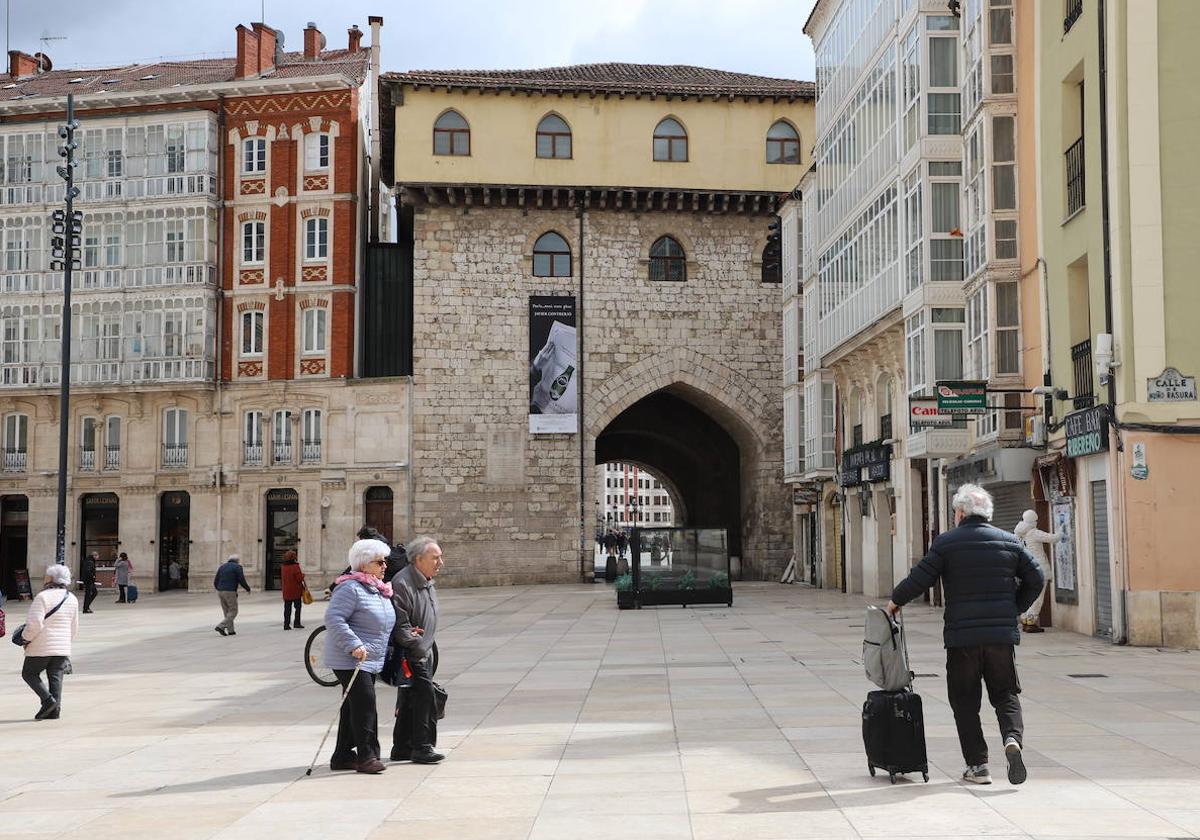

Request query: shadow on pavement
[{"left": 114, "top": 766, "right": 308, "bottom": 796}]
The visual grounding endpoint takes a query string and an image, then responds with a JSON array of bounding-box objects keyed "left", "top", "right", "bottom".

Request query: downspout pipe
[
  {"left": 214, "top": 94, "right": 227, "bottom": 581},
  {"left": 577, "top": 194, "right": 589, "bottom": 581}
]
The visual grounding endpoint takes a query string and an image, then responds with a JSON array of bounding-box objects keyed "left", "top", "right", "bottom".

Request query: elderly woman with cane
[{"left": 323, "top": 538, "right": 396, "bottom": 774}]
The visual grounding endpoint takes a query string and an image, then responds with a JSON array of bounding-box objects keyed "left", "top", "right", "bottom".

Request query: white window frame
[
  {"left": 304, "top": 217, "right": 328, "bottom": 261},
  {"left": 241, "top": 220, "right": 265, "bottom": 264},
  {"left": 304, "top": 133, "right": 330, "bottom": 171},
  {"left": 4, "top": 412, "right": 28, "bottom": 451},
  {"left": 302, "top": 307, "right": 327, "bottom": 355},
  {"left": 994, "top": 280, "right": 1020, "bottom": 376},
  {"left": 243, "top": 137, "right": 267, "bottom": 174},
  {"left": 240, "top": 310, "right": 264, "bottom": 356}
]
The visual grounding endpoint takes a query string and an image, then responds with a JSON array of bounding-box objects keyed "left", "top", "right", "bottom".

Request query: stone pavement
[{"left": 0, "top": 582, "right": 1198, "bottom": 840}]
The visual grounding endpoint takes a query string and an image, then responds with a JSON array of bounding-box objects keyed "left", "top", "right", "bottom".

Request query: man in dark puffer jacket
[{"left": 886, "top": 483, "right": 1044, "bottom": 787}]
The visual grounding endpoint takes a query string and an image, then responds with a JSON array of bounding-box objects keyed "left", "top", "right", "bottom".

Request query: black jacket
[
  {"left": 890, "top": 515, "right": 1045, "bottom": 648},
  {"left": 81, "top": 556, "right": 97, "bottom": 585}
]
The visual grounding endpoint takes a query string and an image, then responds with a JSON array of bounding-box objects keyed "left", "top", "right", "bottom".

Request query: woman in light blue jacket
[{"left": 324, "top": 538, "right": 396, "bottom": 775}]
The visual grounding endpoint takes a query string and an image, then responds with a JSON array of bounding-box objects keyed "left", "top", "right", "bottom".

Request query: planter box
[
  {"left": 616, "top": 590, "right": 636, "bottom": 610},
  {"left": 636, "top": 588, "right": 733, "bottom": 608}
]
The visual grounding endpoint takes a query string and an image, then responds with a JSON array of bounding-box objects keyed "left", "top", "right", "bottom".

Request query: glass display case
[{"left": 618, "top": 527, "right": 732, "bottom": 608}]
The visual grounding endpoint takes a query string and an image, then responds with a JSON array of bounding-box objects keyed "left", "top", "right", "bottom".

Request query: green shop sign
[
  {"left": 1065, "top": 406, "right": 1108, "bottom": 458},
  {"left": 936, "top": 380, "right": 988, "bottom": 414}
]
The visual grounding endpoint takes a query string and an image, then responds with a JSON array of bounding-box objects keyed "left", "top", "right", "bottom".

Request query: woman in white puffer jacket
[{"left": 20, "top": 564, "right": 79, "bottom": 720}]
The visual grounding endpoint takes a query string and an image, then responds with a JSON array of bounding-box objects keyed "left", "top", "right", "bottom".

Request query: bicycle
[{"left": 305, "top": 625, "right": 438, "bottom": 687}]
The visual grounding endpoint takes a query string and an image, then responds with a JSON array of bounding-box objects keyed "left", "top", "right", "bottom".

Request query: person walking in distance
[
  {"left": 886, "top": 484, "right": 1044, "bottom": 786},
  {"left": 390, "top": 536, "right": 445, "bottom": 764},
  {"left": 19, "top": 564, "right": 79, "bottom": 720},
  {"left": 280, "top": 550, "right": 306, "bottom": 631},
  {"left": 81, "top": 552, "right": 99, "bottom": 614},
  {"left": 213, "top": 554, "right": 251, "bottom": 636},
  {"left": 113, "top": 552, "right": 132, "bottom": 603}
]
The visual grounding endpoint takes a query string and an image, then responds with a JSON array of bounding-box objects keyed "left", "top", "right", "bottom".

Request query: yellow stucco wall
[{"left": 391, "top": 87, "right": 814, "bottom": 192}]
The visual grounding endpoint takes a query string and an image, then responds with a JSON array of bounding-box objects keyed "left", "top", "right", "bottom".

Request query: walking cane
[{"left": 305, "top": 660, "right": 362, "bottom": 776}]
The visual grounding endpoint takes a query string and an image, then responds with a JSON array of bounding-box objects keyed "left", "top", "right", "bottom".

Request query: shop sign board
[
  {"left": 936, "top": 380, "right": 987, "bottom": 414},
  {"left": 1147, "top": 367, "right": 1196, "bottom": 402},
  {"left": 838, "top": 442, "right": 891, "bottom": 487},
  {"left": 1052, "top": 500, "right": 1078, "bottom": 604},
  {"left": 909, "top": 397, "right": 953, "bottom": 427},
  {"left": 1064, "top": 406, "right": 1108, "bottom": 458}
]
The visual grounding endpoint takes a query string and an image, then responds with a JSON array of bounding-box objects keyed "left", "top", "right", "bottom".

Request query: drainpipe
[
  {"left": 214, "top": 94, "right": 227, "bottom": 582},
  {"left": 577, "top": 194, "right": 589, "bottom": 581}
]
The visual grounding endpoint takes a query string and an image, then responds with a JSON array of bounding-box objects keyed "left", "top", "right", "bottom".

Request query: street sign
[
  {"left": 936, "top": 380, "right": 988, "bottom": 415},
  {"left": 1147, "top": 367, "right": 1196, "bottom": 402},
  {"left": 1064, "top": 406, "right": 1108, "bottom": 458},
  {"left": 909, "top": 398, "right": 953, "bottom": 427}
]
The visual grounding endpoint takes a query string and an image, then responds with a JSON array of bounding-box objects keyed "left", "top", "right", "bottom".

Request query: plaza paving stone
[{"left": 1, "top": 582, "right": 1198, "bottom": 839}]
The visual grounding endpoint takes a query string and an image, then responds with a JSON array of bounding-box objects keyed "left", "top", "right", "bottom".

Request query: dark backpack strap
[{"left": 44, "top": 593, "right": 70, "bottom": 620}]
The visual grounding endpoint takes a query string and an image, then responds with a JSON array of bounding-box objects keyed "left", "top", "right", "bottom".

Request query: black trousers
[
  {"left": 82, "top": 582, "right": 98, "bottom": 612},
  {"left": 23, "top": 656, "right": 68, "bottom": 709},
  {"left": 116, "top": 584, "right": 127, "bottom": 603},
  {"left": 283, "top": 599, "right": 302, "bottom": 628},
  {"left": 946, "top": 644, "right": 1024, "bottom": 767},
  {"left": 332, "top": 668, "right": 379, "bottom": 763},
  {"left": 393, "top": 655, "right": 437, "bottom": 753}
]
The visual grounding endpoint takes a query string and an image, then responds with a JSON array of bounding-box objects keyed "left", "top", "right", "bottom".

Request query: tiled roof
[
  {"left": 0, "top": 49, "right": 369, "bottom": 103},
  {"left": 383, "top": 63, "right": 814, "bottom": 99}
]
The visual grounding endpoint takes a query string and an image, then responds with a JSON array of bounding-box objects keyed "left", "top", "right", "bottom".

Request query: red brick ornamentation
[
  {"left": 301, "top": 266, "right": 327, "bottom": 282},
  {"left": 240, "top": 178, "right": 266, "bottom": 195},
  {"left": 239, "top": 269, "right": 265, "bottom": 285},
  {"left": 303, "top": 174, "right": 329, "bottom": 191},
  {"left": 300, "top": 358, "right": 326, "bottom": 375},
  {"left": 238, "top": 361, "right": 264, "bottom": 378}
]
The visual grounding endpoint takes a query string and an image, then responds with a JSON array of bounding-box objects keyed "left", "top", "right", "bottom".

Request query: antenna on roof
[{"left": 37, "top": 30, "right": 66, "bottom": 72}]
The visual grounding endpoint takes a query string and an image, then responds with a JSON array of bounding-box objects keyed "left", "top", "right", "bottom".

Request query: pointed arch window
[
  {"left": 433, "top": 111, "right": 470, "bottom": 156},
  {"left": 649, "top": 236, "right": 686, "bottom": 282},
  {"left": 535, "top": 114, "right": 572, "bottom": 159},
  {"left": 533, "top": 232, "right": 571, "bottom": 277},
  {"left": 766, "top": 120, "right": 801, "bottom": 164},
  {"left": 652, "top": 118, "right": 688, "bottom": 162}
]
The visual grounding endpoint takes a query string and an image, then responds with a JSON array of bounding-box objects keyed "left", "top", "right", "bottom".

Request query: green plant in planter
[
  {"left": 645, "top": 572, "right": 666, "bottom": 591},
  {"left": 679, "top": 569, "right": 697, "bottom": 591},
  {"left": 709, "top": 571, "right": 730, "bottom": 590},
  {"left": 614, "top": 574, "right": 633, "bottom": 592}
]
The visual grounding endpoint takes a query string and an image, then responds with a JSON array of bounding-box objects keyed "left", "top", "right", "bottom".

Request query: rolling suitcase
[
  {"left": 126, "top": 584, "right": 139, "bottom": 603},
  {"left": 863, "top": 689, "right": 929, "bottom": 783}
]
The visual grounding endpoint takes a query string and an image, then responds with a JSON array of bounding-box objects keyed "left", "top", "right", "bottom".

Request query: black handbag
[
  {"left": 433, "top": 681, "right": 448, "bottom": 720},
  {"left": 11, "top": 593, "right": 69, "bottom": 647}
]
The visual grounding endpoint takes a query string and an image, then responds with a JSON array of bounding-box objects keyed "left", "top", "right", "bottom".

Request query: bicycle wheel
[{"left": 304, "top": 625, "right": 339, "bottom": 687}]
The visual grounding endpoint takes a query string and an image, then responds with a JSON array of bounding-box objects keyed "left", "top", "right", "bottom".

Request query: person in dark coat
[
  {"left": 886, "top": 483, "right": 1044, "bottom": 788},
  {"left": 280, "top": 550, "right": 306, "bottom": 630},
  {"left": 390, "top": 535, "right": 444, "bottom": 765},
  {"left": 80, "top": 552, "right": 98, "bottom": 614},
  {"left": 213, "top": 555, "right": 251, "bottom": 636}
]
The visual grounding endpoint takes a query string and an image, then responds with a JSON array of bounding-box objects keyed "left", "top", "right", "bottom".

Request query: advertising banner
[
  {"left": 1052, "top": 500, "right": 1077, "bottom": 603},
  {"left": 909, "top": 397, "right": 953, "bottom": 427},
  {"left": 529, "top": 296, "right": 577, "bottom": 434},
  {"left": 936, "top": 380, "right": 988, "bottom": 414}
]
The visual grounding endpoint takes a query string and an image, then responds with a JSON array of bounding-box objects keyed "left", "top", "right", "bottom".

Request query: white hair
[
  {"left": 952, "top": 483, "right": 994, "bottom": 521},
  {"left": 45, "top": 563, "right": 72, "bottom": 587},
  {"left": 348, "top": 538, "right": 390, "bottom": 572},
  {"left": 227, "top": 554, "right": 241, "bottom": 563},
  {"left": 406, "top": 535, "right": 439, "bottom": 562}
]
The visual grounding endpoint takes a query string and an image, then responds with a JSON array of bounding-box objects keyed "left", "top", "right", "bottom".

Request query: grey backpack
[{"left": 863, "top": 604, "right": 913, "bottom": 692}]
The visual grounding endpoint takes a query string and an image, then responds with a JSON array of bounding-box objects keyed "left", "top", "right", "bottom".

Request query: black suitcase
[{"left": 862, "top": 689, "right": 929, "bottom": 783}]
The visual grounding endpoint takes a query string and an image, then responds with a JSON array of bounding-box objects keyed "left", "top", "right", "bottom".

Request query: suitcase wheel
[
  {"left": 922, "top": 771, "right": 929, "bottom": 783},
  {"left": 868, "top": 765, "right": 875, "bottom": 777},
  {"left": 888, "top": 772, "right": 897, "bottom": 784}
]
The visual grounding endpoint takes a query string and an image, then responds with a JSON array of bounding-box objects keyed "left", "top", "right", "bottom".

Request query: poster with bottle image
[{"left": 529, "top": 296, "right": 577, "bottom": 434}]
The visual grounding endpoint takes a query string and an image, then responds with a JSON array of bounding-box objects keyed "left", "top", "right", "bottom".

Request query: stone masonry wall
[{"left": 410, "top": 204, "right": 790, "bottom": 586}]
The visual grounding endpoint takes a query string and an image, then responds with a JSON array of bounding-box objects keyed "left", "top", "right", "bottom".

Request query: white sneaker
[
  {"left": 962, "top": 764, "right": 992, "bottom": 784},
  {"left": 1005, "top": 738, "right": 1027, "bottom": 785}
]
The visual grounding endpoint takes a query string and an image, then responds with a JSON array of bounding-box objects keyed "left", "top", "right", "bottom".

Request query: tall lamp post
[{"left": 50, "top": 94, "right": 81, "bottom": 566}]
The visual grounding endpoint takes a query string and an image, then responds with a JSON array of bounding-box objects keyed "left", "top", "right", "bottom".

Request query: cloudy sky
[{"left": 6, "top": 0, "right": 818, "bottom": 81}]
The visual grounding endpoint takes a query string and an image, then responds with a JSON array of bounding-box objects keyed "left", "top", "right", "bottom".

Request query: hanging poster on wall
[
  {"left": 1052, "top": 500, "right": 1078, "bottom": 604},
  {"left": 529, "top": 296, "right": 578, "bottom": 434}
]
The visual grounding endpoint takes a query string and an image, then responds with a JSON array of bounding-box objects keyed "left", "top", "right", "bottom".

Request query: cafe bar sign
[
  {"left": 1065, "top": 406, "right": 1108, "bottom": 458},
  {"left": 838, "top": 441, "right": 892, "bottom": 487}
]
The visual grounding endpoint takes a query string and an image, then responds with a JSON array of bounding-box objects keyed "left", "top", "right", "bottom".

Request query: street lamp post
[{"left": 50, "top": 94, "right": 81, "bottom": 567}]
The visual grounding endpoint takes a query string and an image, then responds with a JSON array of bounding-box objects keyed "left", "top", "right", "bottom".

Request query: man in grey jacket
[{"left": 390, "top": 536, "right": 444, "bottom": 764}]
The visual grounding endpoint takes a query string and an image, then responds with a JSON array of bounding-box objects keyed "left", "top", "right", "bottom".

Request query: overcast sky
[{"left": 6, "top": 0, "right": 817, "bottom": 81}]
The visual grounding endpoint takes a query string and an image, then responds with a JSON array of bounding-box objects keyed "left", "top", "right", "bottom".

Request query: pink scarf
[{"left": 335, "top": 571, "right": 393, "bottom": 598}]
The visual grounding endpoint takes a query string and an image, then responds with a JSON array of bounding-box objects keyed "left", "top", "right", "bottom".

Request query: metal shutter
[
  {"left": 1091, "top": 480, "right": 1113, "bottom": 638},
  {"left": 990, "top": 483, "right": 1033, "bottom": 534}
]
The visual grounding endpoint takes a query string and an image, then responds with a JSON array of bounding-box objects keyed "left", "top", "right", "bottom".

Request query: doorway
[
  {"left": 158, "top": 491, "right": 190, "bottom": 591},
  {"left": 364, "top": 486, "right": 394, "bottom": 544},
  {"left": 0, "top": 495, "right": 29, "bottom": 597},
  {"left": 265, "top": 488, "right": 299, "bottom": 591},
  {"left": 80, "top": 493, "right": 120, "bottom": 567}
]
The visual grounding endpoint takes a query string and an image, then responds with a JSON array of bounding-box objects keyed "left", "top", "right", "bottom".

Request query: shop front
[
  {"left": 80, "top": 493, "right": 120, "bottom": 588},
  {"left": 158, "top": 491, "right": 190, "bottom": 591},
  {"left": 837, "top": 440, "right": 894, "bottom": 597},
  {"left": 0, "top": 495, "right": 29, "bottom": 598},
  {"left": 265, "top": 488, "right": 299, "bottom": 591}
]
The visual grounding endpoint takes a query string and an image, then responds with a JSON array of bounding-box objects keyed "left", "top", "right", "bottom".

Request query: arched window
[
  {"left": 652, "top": 118, "right": 688, "bottom": 162},
  {"left": 761, "top": 239, "right": 781, "bottom": 284},
  {"left": 433, "top": 111, "right": 470, "bottom": 156},
  {"left": 535, "top": 114, "right": 571, "bottom": 159},
  {"left": 649, "top": 236, "right": 686, "bottom": 282},
  {"left": 766, "top": 120, "right": 801, "bottom": 164},
  {"left": 533, "top": 232, "right": 571, "bottom": 277}
]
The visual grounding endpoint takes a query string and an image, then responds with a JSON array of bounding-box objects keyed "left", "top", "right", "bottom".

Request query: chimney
[
  {"left": 304, "top": 23, "right": 324, "bottom": 59},
  {"left": 7, "top": 50, "right": 39, "bottom": 79},
  {"left": 251, "top": 22, "right": 277, "bottom": 75},
  {"left": 234, "top": 25, "right": 259, "bottom": 80},
  {"left": 347, "top": 25, "right": 362, "bottom": 53}
]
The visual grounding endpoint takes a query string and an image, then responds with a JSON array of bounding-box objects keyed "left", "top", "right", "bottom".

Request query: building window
[
  {"left": 649, "top": 236, "right": 686, "bottom": 282},
  {"left": 930, "top": 181, "right": 963, "bottom": 283},
  {"left": 990, "top": 55, "right": 1014, "bottom": 95},
  {"left": 535, "top": 115, "right": 571, "bottom": 159},
  {"left": 994, "top": 220, "right": 1017, "bottom": 260},
  {"left": 927, "top": 93, "right": 961, "bottom": 135},
  {"left": 995, "top": 281, "right": 1020, "bottom": 375},
  {"left": 902, "top": 26, "right": 921, "bottom": 152},
  {"left": 903, "top": 170, "right": 923, "bottom": 293},
  {"left": 241, "top": 310, "right": 264, "bottom": 356},
  {"left": 304, "top": 133, "right": 330, "bottom": 170},
  {"left": 765, "top": 120, "right": 800, "bottom": 164},
  {"left": 166, "top": 125, "right": 186, "bottom": 173},
  {"left": 991, "top": 116, "right": 1016, "bottom": 211},
  {"left": 933, "top": 308, "right": 965, "bottom": 382},
  {"left": 302, "top": 409, "right": 322, "bottom": 464},
  {"left": 242, "top": 221, "right": 265, "bottom": 264},
  {"left": 105, "top": 416, "right": 120, "bottom": 470},
  {"left": 967, "top": 286, "right": 990, "bottom": 380},
  {"left": 244, "top": 410, "right": 263, "bottom": 466},
  {"left": 2, "top": 413, "right": 27, "bottom": 472},
  {"left": 433, "top": 111, "right": 470, "bottom": 156},
  {"left": 162, "top": 408, "right": 188, "bottom": 468},
  {"left": 532, "top": 232, "right": 571, "bottom": 277},
  {"left": 304, "top": 217, "right": 328, "bottom": 261},
  {"left": 243, "top": 138, "right": 267, "bottom": 174},
  {"left": 302, "top": 307, "right": 327, "bottom": 354},
  {"left": 652, "top": 118, "right": 688, "bottom": 162},
  {"left": 80, "top": 416, "right": 97, "bottom": 471},
  {"left": 272, "top": 410, "right": 292, "bottom": 465},
  {"left": 906, "top": 312, "right": 926, "bottom": 395}
]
